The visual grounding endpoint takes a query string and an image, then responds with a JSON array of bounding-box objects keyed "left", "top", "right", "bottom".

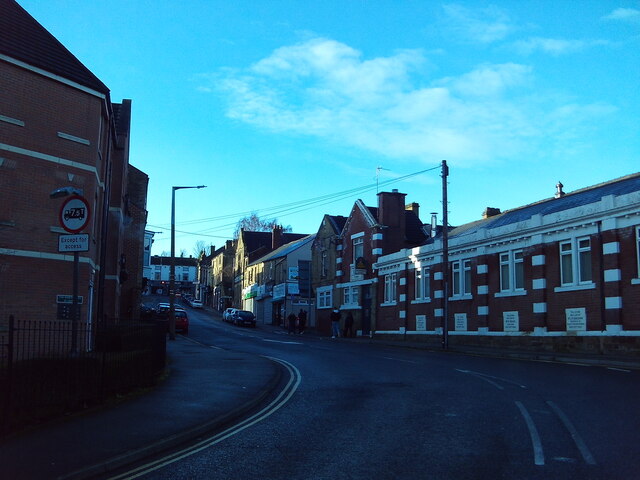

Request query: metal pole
[
  {"left": 169, "top": 187, "right": 176, "bottom": 340},
  {"left": 72, "top": 251, "right": 79, "bottom": 353},
  {"left": 441, "top": 160, "right": 449, "bottom": 350}
]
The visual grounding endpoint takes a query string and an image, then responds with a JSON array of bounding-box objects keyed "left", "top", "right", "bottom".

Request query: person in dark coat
[
  {"left": 287, "top": 311, "right": 297, "bottom": 334},
  {"left": 298, "top": 309, "right": 307, "bottom": 334},
  {"left": 330, "top": 309, "right": 341, "bottom": 338},
  {"left": 343, "top": 311, "right": 354, "bottom": 338}
]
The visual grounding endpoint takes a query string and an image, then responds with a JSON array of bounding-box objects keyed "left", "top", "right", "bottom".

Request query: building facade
[
  {"left": 245, "top": 235, "right": 315, "bottom": 326},
  {"left": 373, "top": 174, "right": 640, "bottom": 354},
  {"left": 0, "top": 0, "right": 147, "bottom": 340},
  {"left": 313, "top": 190, "right": 427, "bottom": 336}
]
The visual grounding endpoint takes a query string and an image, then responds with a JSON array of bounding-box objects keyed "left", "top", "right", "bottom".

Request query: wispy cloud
[
  {"left": 513, "top": 37, "right": 611, "bottom": 56},
  {"left": 441, "top": 4, "right": 516, "bottom": 44},
  {"left": 209, "top": 38, "right": 615, "bottom": 167},
  {"left": 603, "top": 7, "right": 640, "bottom": 23}
]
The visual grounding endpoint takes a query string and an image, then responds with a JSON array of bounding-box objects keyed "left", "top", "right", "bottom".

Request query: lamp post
[{"left": 169, "top": 185, "right": 206, "bottom": 340}]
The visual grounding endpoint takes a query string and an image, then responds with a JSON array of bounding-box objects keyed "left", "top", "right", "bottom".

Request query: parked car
[
  {"left": 223, "top": 308, "right": 237, "bottom": 322},
  {"left": 174, "top": 309, "right": 189, "bottom": 334},
  {"left": 231, "top": 310, "right": 256, "bottom": 327},
  {"left": 190, "top": 299, "right": 203, "bottom": 308}
]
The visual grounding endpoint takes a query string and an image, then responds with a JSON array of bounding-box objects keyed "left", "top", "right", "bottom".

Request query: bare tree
[
  {"left": 193, "top": 240, "right": 207, "bottom": 258},
  {"left": 233, "top": 212, "right": 291, "bottom": 238}
]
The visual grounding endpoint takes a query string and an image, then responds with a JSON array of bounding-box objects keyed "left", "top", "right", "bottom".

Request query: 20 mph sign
[{"left": 59, "top": 195, "right": 91, "bottom": 233}]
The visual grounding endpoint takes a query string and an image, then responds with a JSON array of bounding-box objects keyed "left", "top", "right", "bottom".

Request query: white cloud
[
  {"left": 513, "top": 37, "right": 610, "bottom": 56},
  {"left": 210, "top": 38, "right": 615, "bottom": 167},
  {"left": 441, "top": 4, "right": 516, "bottom": 44},
  {"left": 603, "top": 8, "right": 640, "bottom": 22}
]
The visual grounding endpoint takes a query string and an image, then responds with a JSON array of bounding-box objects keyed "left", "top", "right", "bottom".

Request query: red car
[{"left": 174, "top": 309, "right": 189, "bottom": 334}]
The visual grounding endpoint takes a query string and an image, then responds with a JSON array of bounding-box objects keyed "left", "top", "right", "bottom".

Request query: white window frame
[
  {"left": 499, "top": 250, "right": 525, "bottom": 293},
  {"left": 414, "top": 266, "right": 431, "bottom": 301},
  {"left": 560, "top": 237, "right": 592, "bottom": 287},
  {"left": 317, "top": 288, "right": 332, "bottom": 309},
  {"left": 383, "top": 273, "right": 397, "bottom": 305},
  {"left": 343, "top": 286, "right": 359, "bottom": 306},
  {"left": 353, "top": 236, "right": 364, "bottom": 263},
  {"left": 452, "top": 259, "right": 472, "bottom": 298}
]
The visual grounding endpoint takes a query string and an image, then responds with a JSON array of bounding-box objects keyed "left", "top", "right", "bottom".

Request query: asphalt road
[{"left": 125, "top": 303, "right": 640, "bottom": 480}]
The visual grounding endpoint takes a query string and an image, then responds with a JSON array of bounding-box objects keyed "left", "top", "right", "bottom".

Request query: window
[
  {"left": 154, "top": 272, "right": 161, "bottom": 280},
  {"left": 560, "top": 237, "right": 592, "bottom": 286},
  {"left": 452, "top": 260, "right": 471, "bottom": 296},
  {"left": 384, "top": 273, "right": 397, "bottom": 304},
  {"left": 317, "top": 289, "right": 332, "bottom": 309},
  {"left": 500, "top": 250, "right": 524, "bottom": 292},
  {"left": 343, "top": 286, "right": 359, "bottom": 306},
  {"left": 353, "top": 237, "right": 364, "bottom": 263},
  {"left": 415, "top": 267, "right": 430, "bottom": 300}
]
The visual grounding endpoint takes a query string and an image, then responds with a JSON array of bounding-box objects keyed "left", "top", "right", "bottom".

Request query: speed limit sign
[{"left": 59, "top": 195, "right": 91, "bottom": 233}]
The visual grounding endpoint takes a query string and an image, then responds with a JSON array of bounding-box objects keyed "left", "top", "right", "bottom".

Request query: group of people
[
  {"left": 287, "top": 309, "right": 308, "bottom": 334},
  {"left": 281, "top": 307, "right": 355, "bottom": 338},
  {"left": 330, "top": 308, "right": 354, "bottom": 339}
]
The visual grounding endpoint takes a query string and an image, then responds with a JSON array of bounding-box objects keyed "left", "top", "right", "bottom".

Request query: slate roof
[
  {"left": 242, "top": 230, "right": 308, "bottom": 262},
  {"left": 0, "top": 0, "right": 109, "bottom": 94},
  {"left": 326, "top": 215, "right": 347, "bottom": 235},
  {"left": 250, "top": 235, "right": 316, "bottom": 266},
  {"left": 448, "top": 173, "right": 640, "bottom": 239}
]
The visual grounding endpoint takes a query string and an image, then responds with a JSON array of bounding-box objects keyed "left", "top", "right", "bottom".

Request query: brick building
[
  {"left": 312, "top": 190, "right": 427, "bottom": 336},
  {"left": 373, "top": 174, "right": 640, "bottom": 354},
  {"left": 0, "top": 0, "right": 147, "bottom": 341}
]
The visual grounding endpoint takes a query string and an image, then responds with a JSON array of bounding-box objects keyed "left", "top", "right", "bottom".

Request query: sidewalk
[{"left": 0, "top": 335, "right": 282, "bottom": 480}]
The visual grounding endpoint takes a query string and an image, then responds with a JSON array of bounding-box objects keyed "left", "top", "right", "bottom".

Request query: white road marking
[
  {"left": 107, "top": 357, "right": 302, "bottom": 479},
  {"left": 546, "top": 401, "right": 596, "bottom": 465},
  {"left": 516, "top": 401, "right": 545, "bottom": 466},
  {"left": 607, "top": 367, "right": 630, "bottom": 373},
  {"left": 379, "top": 356, "right": 420, "bottom": 364},
  {"left": 262, "top": 339, "right": 303, "bottom": 345},
  {"left": 456, "top": 369, "right": 527, "bottom": 389}
]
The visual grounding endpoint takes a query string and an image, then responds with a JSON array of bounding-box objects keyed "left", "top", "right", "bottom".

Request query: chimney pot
[
  {"left": 555, "top": 181, "right": 565, "bottom": 198},
  {"left": 482, "top": 207, "right": 501, "bottom": 219}
]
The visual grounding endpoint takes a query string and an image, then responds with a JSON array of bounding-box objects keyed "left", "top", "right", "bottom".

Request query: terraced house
[{"left": 373, "top": 174, "right": 640, "bottom": 354}]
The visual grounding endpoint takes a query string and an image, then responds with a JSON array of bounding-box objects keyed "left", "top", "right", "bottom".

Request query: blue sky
[{"left": 20, "top": 1, "right": 640, "bottom": 256}]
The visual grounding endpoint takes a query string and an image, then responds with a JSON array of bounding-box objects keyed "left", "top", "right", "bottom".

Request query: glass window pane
[
  {"left": 501, "top": 264, "right": 510, "bottom": 291},
  {"left": 579, "top": 250, "right": 592, "bottom": 282},
  {"left": 515, "top": 261, "right": 524, "bottom": 289},
  {"left": 561, "top": 252, "right": 573, "bottom": 284}
]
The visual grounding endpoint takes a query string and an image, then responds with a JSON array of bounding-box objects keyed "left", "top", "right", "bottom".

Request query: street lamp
[{"left": 169, "top": 185, "right": 206, "bottom": 340}]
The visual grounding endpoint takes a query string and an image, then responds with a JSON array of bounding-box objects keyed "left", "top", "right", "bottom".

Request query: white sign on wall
[
  {"left": 566, "top": 308, "right": 587, "bottom": 331},
  {"left": 454, "top": 313, "right": 467, "bottom": 331},
  {"left": 416, "top": 315, "right": 427, "bottom": 331},
  {"left": 503, "top": 311, "right": 519, "bottom": 332}
]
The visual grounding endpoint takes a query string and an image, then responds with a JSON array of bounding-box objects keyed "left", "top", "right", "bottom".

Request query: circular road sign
[{"left": 59, "top": 195, "right": 91, "bottom": 233}]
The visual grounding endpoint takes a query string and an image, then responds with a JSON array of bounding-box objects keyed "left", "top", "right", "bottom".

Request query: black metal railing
[{"left": 0, "top": 315, "right": 166, "bottom": 436}]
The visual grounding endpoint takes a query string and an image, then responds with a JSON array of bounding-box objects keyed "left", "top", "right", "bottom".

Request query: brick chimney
[
  {"left": 377, "top": 189, "right": 407, "bottom": 252},
  {"left": 482, "top": 207, "right": 501, "bottom": 219},
  {"left": 405, "top": 202, "right": 420, "bottom": 218},
  {"left": 272, "top": 225, "right": 283, "bottom": 250}
]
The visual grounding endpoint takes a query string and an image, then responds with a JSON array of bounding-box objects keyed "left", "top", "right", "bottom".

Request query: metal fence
[{"left": 0, "top": 315, "right": 166, "bottom": 435}]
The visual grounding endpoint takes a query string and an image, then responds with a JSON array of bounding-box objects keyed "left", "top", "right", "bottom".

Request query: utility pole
[{"left": 441, "top": 160, "right": 449, "bottom": 350}]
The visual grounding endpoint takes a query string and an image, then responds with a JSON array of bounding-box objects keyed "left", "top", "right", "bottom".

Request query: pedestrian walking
[
  {"left": 343, "top": 311, "right": 354, "bottom": 338},
  {"left": 287, "top": 312, "right": 298, "bottom": 334},
  {"left": 330, "top": 308, "right": 341, "bottom": 338},
  {"left": 298, "top": 309, "right": 307, "bottom": 334}
]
